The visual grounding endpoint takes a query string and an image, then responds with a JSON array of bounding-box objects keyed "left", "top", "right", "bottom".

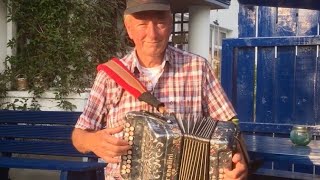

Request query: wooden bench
[
  {"left": 0, "top": 110, "right": 106, "bottom": 180},
  {"left": 242, "top": 123, "right": 320, "bottom": 179}
]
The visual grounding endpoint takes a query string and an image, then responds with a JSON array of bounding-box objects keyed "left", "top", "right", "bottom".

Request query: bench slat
[
  {"left": 0, "top": 140, "right": 97, "bottom": 158},
  {"left": 253, "top": 168, "right": 320, "bottom": 180},
  {"left": 239, "top": 122, "right": 292, "bottom": 134},
  {"left": 240, "top": 122, "right": 320, "bottom": 136},
  {"left": 0, "top": 111, "right": 81, "bottom": 125},
  {"left": 0, "top": 157, "right": 106, "bottom": 171},
  {"left": 0, "top": 125, "right": 73, "bottom": 140},
  {"left": 0, "top": 111, "right": 105, "bottom": 179},
  {"left": 245, "top": 135, "right": 320, "bottom": 166}
]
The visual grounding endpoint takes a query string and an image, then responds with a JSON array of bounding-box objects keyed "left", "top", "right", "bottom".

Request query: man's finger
[
  {"left": 102, "top": 156, "right": 121, "bottom": 163},
  {"left": 224, "top": 153, "right": 247, "bottom": 179},
  {"left": 103, "top": 144, "right": 131, "bottom": 156},
  {"left": 105, "top": 135, "right": 131, "bottom": 146},
  {"left": 224, "top": 167, "right": 247, "bottom": 180},
  {"left": 105, "top": 126, "right": 124, "bottom": 135},
  {"left": 232, "top": 153, "right": 242, "bottom": 164}
]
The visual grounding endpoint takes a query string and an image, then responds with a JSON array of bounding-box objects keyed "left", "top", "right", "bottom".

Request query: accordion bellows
[{"left": 120, "top": 111, "right": 240, "bottom": 180}]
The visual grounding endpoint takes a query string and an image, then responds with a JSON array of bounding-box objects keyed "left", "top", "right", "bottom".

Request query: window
[
  {"left": 170, "top": 12, "right": 189, "bottom": 51},
  {"left": 210, "top": 25, "right": 228, "bottom": 80}
]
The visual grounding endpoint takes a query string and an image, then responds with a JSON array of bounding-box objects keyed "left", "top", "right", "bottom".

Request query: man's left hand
[{"left": 223, "top": 152, "right": 248, "bottom": 180}]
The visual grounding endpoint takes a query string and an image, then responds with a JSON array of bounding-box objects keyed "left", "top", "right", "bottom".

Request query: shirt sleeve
[
  {"left": 75, "top": 71, "right": 108, "bottom": 130},
  {"left": 203, "top": 61, "right": 236, "bottom": 121}
]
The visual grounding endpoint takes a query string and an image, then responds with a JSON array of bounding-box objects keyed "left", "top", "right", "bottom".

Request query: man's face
[{"left": 125, "top": 10, "right": 172, "bottom": 59}]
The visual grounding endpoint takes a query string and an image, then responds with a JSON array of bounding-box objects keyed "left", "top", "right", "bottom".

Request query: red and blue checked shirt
[{"left": 75, "top": 45, "right": 236, "bottom": 179}]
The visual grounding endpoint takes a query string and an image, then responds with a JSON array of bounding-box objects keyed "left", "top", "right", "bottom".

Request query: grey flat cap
[{"left": 125, "top": 0, "right": 171, "bottom": 14}]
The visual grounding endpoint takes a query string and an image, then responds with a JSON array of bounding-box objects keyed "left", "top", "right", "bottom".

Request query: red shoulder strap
[{"left": 97, "top": 58, "right": 165, "bottom": 112}]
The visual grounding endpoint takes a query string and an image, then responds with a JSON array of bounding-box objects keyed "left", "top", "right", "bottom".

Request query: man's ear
[{"left": 124, "top": 16, "right": 133, "bottom": 39}]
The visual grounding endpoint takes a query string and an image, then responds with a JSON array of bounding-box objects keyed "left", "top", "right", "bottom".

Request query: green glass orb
[{"left": 290, "top": 126, "right": 312, "bottom": 146}]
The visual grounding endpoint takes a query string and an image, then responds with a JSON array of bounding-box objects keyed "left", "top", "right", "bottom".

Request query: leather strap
[{"left": 97, "top": 58, "right": 165, "bottom": 112}]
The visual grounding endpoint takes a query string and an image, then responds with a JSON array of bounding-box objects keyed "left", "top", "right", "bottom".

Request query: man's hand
[
  {"left": 223, "top": 152, "right": 248, "bottom": 180},
  {"left": 88, "top": 126, "right": 132, "bottom": 163},
  {"left": 72, "top": 126, "right": 131, "bottom": 163}
]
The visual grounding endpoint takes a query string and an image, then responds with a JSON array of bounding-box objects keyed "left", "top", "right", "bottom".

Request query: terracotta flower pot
[{"left": 16, "top": 74, "right": 28, "bottom": 91}]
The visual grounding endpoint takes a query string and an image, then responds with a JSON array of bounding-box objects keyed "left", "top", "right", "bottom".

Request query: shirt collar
[{"left": 130, "top": 46, "right": 174, "bottom": 73}]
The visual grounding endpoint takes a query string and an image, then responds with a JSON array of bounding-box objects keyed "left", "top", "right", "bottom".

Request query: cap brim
[{"left": 124, "top": 3, "right": 170, "bottom": 15}]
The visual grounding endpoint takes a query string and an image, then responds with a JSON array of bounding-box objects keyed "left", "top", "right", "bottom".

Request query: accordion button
[
  {"left": 126, "top": 169, "right": 131, "bottom": 173},
  {"left": 127, "top": 155, "right": 132, "bottom": 159},
  {"left": 136, "top": 125, "right": 142, "bottom": 131},
  {"left": 125, "top": 123, "right": 131, "bottom": 128},
  {"left": 122, "top": 156, "right": 127, "bottom": 160},
  {"left": 125, "top": 127, "right": 130, "bottom": 132},
  {"left": 126, "top": 164, "right": 131, "bottom": 168},
  {"left": 127, "top": 150, "right": 132, "bottom": 155},
  {"left": 121, "top": 169, "right": 126, "bottom": 174},
  {"left": 124, "top": 132, "right": 129, "bottom": 137},
  {"left": 129, "top": 126, "right": 135, "bottom": 131},
  {"left": 128, "top": 141, "right": 133, "bottom": 145},
  {"left": 127, "top": 160, "right": 131, "bottom": 164},
  {"left": 129, "top": 136, "right": 134, "bottom": 141},
  {"left": 129, "top": 131, "right": 134, "bottom": 136}
]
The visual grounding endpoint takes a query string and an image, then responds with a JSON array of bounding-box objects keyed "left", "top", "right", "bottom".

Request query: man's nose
[{"left": 146, "top": 22, "right": 159, "bottom": 39}]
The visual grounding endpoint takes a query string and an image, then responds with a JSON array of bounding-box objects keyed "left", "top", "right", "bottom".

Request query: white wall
[
  {"left": 2, "top": 91, "right": 89, "bottom": 112},
  {"left": 0, "top": 2, "right": 87, "bottom": 112},
  {"left": 210, "top": 0, "right": 239, "bottom": 38},
  {"left": 0, "top": 1, "right": 6, "bottom": 73}
]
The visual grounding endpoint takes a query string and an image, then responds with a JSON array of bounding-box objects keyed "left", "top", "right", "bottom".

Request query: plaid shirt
[{"left": 75, "top": 45, "right": 236, "bottom": 179}]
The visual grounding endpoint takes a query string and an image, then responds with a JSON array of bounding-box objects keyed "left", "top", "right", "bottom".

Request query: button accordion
[{"left": 120, "top": 111, "right": 241, "bottom": 180}]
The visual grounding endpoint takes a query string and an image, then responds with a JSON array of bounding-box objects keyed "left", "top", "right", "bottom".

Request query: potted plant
[
  {"left": 2, "top": 0, "right": 128, "bottom": 111},
  {"left": 15, "top": 74, "right": 28, "bottom": 91}
]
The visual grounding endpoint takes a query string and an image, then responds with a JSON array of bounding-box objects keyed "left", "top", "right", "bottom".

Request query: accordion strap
[{"left": 97, "top": 58, "right": 166, "bottom": 113}]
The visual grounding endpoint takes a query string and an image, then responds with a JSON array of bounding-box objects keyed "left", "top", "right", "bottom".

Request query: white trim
[
  {"left": 6, "top": 90, "right": 90, "bottom": 99},
  {"left": 5, "top": 2, "right": 16, "bottom": 70},
  {"left": 204, "top": 0, "right": 230, "bottom": 9},
  {"left": 2, "top": 90, "right": 90, "bottom": 111},
  {"left": 210, "top": 24, "right": 232, "bottom": 33},
  {"left": 0, "top": 1, "right": 7, "bottom": 73}
]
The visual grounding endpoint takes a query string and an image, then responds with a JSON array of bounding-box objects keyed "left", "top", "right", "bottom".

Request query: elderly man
[{"left": 72, "top": 0, "right": 248, "bottom": 179}]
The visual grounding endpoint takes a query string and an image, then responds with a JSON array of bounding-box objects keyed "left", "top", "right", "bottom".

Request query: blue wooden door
[
  {"left": 221, "top": 3, "right": 320, "bottom": 175},
  {"left": 222, "top": 5, "right": 320, "bottom": 126}
]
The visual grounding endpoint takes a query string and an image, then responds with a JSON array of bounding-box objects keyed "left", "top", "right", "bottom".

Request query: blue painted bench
[
  {"left": 221, "top": 36, "right": 320, "bottom": 179},
  {"left": 0, "top": 110, "right": 106, "bottom": 180},
  {"left": 241, "top": 123, "right": 320, "bottom": 179}
]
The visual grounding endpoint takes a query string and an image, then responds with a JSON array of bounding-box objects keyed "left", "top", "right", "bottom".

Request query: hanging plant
[{"left": 1, "top": 0, "right": 128, "bottom": 111}]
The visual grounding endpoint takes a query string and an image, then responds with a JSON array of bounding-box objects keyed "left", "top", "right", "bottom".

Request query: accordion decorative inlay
[{"left": 120, "top": 111, "right": 240, "bottom": 180}]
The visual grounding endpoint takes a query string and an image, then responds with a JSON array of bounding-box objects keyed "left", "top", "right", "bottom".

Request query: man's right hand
[
  {"left": 89, "top": 126, "right": 131, "bottom": 163},
  {"left": 72, "top": 126, "right": 131, "bottom": 163}
]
